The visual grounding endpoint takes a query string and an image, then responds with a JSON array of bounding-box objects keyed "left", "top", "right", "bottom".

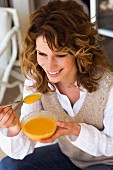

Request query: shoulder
[
  {"left": 24, "top": 77, "right": 36, "bottom": 86},
  {"left": 96, "top": 70, "right": 113, "bottom": 96},
  {"left": 99, "top": 70, "right": 113, "bottom": 85}
]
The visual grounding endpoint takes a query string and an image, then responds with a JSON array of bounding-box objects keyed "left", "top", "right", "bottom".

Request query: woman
[{"left": 0, "top": 0, "right": 113, "bottom": 169}]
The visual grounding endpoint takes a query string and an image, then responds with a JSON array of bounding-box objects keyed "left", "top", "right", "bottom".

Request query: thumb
[{"left": 56, "top": 121, "right": 68, "bottom": 128}]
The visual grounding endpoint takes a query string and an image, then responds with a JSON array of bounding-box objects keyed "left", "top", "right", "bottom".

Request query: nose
[{"left": 47, "top": 57, "right": 57, "bottom": 70}]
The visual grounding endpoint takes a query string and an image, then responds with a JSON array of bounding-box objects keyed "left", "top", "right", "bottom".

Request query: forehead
[
  {"left": 36, "top": 35, "right": 69, "bottom": 55},
  {"left": 36, "top": 36, "right": 47, "bottom": 47},
  {"left": 36, "top": 35, "right": 51, "bottom": 52}
]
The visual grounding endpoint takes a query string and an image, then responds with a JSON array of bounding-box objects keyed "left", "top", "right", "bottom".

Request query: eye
[
  {"left": 37, "top": 51, "right": 47, "bottom": 56},
  {"left": 56, "top": 54, "right": 67, "bottom": 58}
]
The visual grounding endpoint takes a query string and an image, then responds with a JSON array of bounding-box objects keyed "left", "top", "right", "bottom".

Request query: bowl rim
[{"left": 21, "top": 110, "right": 57, "bottom": 136}]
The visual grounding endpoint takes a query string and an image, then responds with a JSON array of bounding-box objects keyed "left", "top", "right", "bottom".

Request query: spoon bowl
[
  {"left": 23, "top": 93, "right": 42, "bottom": 104},
  {"left": 3, "top": 92, "right": 42, "bottom": 108}
]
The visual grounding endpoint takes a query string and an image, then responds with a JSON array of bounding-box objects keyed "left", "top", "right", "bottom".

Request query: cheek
[
  {"left": 37, "top": 57, "right": 44, "bottom": 67},
  {"left": 68, "top": 58, "right": 76, "bottom": 66},
  {"left": 61, "top": 59, "right": 74, "bottom": 68}
]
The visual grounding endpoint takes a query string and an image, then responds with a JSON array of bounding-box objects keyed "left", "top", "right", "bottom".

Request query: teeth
[{"left": 49, "top": 70, "right": 60, "bottom": 75}]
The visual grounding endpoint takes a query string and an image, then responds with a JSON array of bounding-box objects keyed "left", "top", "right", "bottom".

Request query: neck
[
  {"left": 55, "top": 72, "right": 78, "bottom": 91},
  {"left": 56, "top": 79, "right": 77, "bottom": 89},
  {"left": 55, "top": 80, "right": 78, "bottom": 94}
]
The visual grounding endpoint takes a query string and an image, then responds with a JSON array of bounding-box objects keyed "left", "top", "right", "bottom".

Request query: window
[{"left": 90, "top": 0, "right": 113, "bottom": 38}]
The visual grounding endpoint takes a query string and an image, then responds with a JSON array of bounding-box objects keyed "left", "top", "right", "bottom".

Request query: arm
[
  {"left": 0, "top": 127, "right": 37, "bottom": 159},
  {"left": 68, "top": 86, "right": 113, "bottom": 156},
  {"left": 0, "top": 78, "right": 43, "bottom": 159},
  {"left": 0, "top": 105, "right": 36, "bottom": 159}
]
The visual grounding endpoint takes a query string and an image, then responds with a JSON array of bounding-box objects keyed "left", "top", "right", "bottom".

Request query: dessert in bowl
[{"left": 21, "top": 110, "right": 57, "bottom": 140}]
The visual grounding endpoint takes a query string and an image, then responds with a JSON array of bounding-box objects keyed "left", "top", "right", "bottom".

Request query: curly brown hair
[{"left": 21, "top": 0, "right": 110, "bottom": 93}]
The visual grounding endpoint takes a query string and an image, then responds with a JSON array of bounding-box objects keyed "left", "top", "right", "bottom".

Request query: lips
[
  {"left": 49, "top": 70, "right": 60, "bottom": 75},
  {"left": 47, "top": 69, "right": 62, "bottom": 76}
]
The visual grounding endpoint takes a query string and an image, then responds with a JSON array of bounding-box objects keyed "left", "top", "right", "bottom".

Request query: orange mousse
[
  {"left": 23, "top": 93, "right": 42, "bottom": 104},
  {"left": 22, "top": 117, "right": 56, "bottom": 140}
]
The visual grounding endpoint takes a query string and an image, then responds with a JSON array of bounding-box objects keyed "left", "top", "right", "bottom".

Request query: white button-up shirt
[{"left": 0, "top": 78, "right": 113, "bottom": 159}]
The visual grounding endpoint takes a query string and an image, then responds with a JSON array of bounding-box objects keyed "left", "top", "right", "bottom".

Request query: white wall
[{"left": 12, "top": 0, "right": 35, "bottom": 36}]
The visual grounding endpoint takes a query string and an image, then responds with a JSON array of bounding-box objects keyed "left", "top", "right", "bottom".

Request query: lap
[
  {"left": 1, "top": 143, "right": 113, "bottom": 170},
  {"left": 0, "top": 143, "right": 80, "bottom": 170},
  {"left": 84, "top": 164, "right": 113, "bottom": 170}
]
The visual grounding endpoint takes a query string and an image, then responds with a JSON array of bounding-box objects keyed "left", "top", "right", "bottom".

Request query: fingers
[
  {"left": 57, "top": 121, "right": 70, "bottom": 128},
  {"left": 0, "top": 107, "right": 12, "bottom": 121},
  {"left": 39, "top": 126, "right": 68, "bottom": 143},
  {"left": 0, "top": 106, "right": 10, "bottom": 121},
  {"left": 57, "top": 121, "right": 81, "bottom": 136},
  {"left": 2, "top": 112, "right": 15, "bottom": 128},
  {"left": 39, "top": 129, "right": 59, "bottom": 143},
  {"left": 0, "top": 105, "right": 3, "bottom": 112},
  {"left": 56, "top": 121, "right": 74, "bottom": 132},
  {"left": 0, "top": 106, "right": 18, "bottom": 128},
  {"left": 38, "top": 121, "right": 81, "bottom": 143}
]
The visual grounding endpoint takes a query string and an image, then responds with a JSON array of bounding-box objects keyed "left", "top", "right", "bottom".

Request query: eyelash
[
  {"left": 38, "top": 52, "right": 46, "bottom": 56},
  {"left": 56, "top": 54, "right": 67, "bottom": 58},
  {"left": 37, "top": 52, "right": 67, "bottom": 58}
]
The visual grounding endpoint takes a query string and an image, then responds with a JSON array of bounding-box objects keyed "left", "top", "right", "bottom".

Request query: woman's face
[{"left": 36, "top": 36, "right": 78, "bottom": 85}]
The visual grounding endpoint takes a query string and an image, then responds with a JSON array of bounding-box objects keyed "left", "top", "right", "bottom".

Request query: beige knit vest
[{"left": 41, "top": 71, "right": 113, "bottom": 169}]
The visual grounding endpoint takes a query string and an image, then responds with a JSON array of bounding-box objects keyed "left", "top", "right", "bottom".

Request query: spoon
[{"left": 3, "top": 92, "right": 42, "bottom": 108}]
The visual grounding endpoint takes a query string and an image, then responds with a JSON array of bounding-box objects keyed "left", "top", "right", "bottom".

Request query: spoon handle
[{"left": 3, "top": 100, "right": 22, "bottom": 108}]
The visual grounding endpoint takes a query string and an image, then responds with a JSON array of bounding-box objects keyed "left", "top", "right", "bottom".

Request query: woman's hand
[
  {"left": 39, "top": 121, "right": 81, "bottom": 143},
  {"left": 0, "top": 105, "right": 21, "bottom": 136}
]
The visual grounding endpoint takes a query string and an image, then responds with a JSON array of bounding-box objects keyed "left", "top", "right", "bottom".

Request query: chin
[
  {"left": 48, "top": 78, "right": 59, "bottom": 84},
  {"left": 49, "top": 80, "right": 59, "bottom": 84}
]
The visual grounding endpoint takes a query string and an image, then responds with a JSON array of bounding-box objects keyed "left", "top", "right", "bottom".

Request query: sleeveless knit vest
[{"left": 41, "top": 71, "right": 113, "bottom": 169}]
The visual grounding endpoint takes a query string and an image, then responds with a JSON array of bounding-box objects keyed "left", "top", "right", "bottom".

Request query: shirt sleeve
[
  {"left": 0, "top": 78, "right": 43, "bottom": 159},
  {"left": 0, "top": 128, "right": 37, "bottom": 159},
  {"left": 67, "top": 86, "right": 113, "bottom": 156}
]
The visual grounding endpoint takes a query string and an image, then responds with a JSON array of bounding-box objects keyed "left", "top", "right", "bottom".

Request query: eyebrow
[
  {"left": 36, "top": 48, "right": 68, "bottom": 56},
  {"left": 36, "top": 49, "right": 47, "bottom": 54}
]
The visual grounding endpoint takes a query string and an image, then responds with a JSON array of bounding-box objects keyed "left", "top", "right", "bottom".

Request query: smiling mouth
[{"left": 48, "top": 69, "right": 62, "bottom": 75}]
